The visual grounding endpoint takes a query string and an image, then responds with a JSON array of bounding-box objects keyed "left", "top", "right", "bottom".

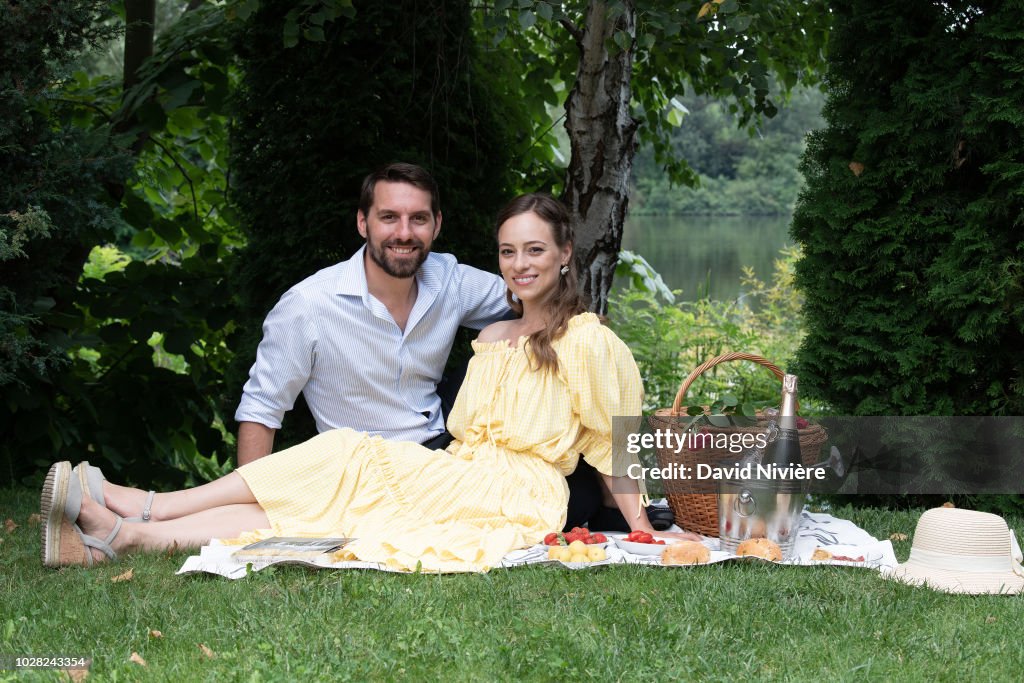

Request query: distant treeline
[{"left": 631, "top": 87, "right": 825, "bottom": 216}]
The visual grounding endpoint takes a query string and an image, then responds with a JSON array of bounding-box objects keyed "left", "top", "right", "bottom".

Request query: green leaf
[
  {"left": 32, "top": 297, "right": 56, "bottom": 313},
  {"left": 235, "top": 0, "right": 258, "bottom": 21},
  {"left": 729, "top": 14, "right": 753, "bottom": 33},
  {"left": 519, "top": 10, "right": 536, "bottom": 29},
  {"left": 721, "top": 393, "right": 739, "bottom": 407},
  {"left": 282, "top": 18, "right": 301, "bottom": 48},
  {"left": 162, "top": 80, "right": 201, "bottom": 112},
  {"left": 613, "top": 30, "right": 632, "bottom": 51},
  {"left": 495, "top": 0, "right": 513, "bottom": 10},
  {"left": 686, "top": 406, "right": 705, "bottom": 417},
  {"left": 537, "top": 2, "right": 553, "bottom": 21},
  {"left": 304, "top": 26, "right": 326, "bottom": 42},
  {"left": 707, "top": 415, "right": 732, "bottom": 428},
  {"left": 720, "top": 0, "right": 739, "bottom": 13}
]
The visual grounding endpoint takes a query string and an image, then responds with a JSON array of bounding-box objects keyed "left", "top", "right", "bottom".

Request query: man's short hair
[{"left": 359, "top": 162, "right": 441, "bottom": 217}]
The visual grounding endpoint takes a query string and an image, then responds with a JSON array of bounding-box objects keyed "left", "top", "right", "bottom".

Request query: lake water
[{"left": 619, "top": 214, "right": 794, "bottom": 302}]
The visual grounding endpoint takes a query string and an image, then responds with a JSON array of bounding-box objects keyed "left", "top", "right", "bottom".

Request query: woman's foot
[
  {"left": 102, "top": 481, "right": 158, "bottom": 522},
  {"left": 76, "top": 496, "right": 130, "bottom": 564},
  {"left": 41, "top": 462, "right": 125, "bottom": 567}
]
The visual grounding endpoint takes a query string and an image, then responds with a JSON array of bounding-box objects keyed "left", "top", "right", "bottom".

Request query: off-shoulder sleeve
[{"left": 563, "top": 321, "right": 643, "bottom": 476}]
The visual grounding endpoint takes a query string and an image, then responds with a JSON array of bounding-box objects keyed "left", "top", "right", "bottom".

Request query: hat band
[{"left": 909, "top": 547, "right": 1024, "bottom": 578}]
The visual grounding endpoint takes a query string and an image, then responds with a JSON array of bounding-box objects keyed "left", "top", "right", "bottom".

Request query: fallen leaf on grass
[
  {"left": 986, "top": 616, "right": 997, "bottom": 623},
  {"left": 163, "top": 541, "right": 180, "bottom": 559},
  {"left": 149, "top": 629, "right": 163, "bottom": 638},
  {"left": 890, "top": 533, "right": 908, "bottom": 541},
  {"left": 4, "top": 518, "right": 17, "bottom": 532},
  {"left": 848, "top": 161, "right": 865, "bottom": 176},
  {"left": 129, "top": 652, "right": 147, "bottom": 667},
  {"left": 28, "top": 513, "right": 41, "bottom": 525},
  {"left": 198, "top": 643, "right": 216, "bottom": 659},
  {"left": 61, "top": 663, "right": 90, "bottom": 682},
  {"left": 111, "top": 568, "right": 134, "bottom": 583}
]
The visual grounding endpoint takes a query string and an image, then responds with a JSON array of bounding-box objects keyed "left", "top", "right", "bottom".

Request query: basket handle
[{"left": 671, "top": 352, "right": 785, "bottom": 414}]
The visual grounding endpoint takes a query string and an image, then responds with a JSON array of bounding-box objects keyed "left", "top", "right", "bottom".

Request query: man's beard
[{"left": 366, "top": 239, "right": 430, "bottom": 278}]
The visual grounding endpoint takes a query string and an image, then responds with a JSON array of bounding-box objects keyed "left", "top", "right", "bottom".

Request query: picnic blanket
[{"left": 177, "top": 510, "right": 897, "bottom": 579}]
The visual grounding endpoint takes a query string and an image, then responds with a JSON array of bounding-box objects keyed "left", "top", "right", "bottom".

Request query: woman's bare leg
[
  {"left": 76, "top": 495, "right": 270, "bottom": 563},
  {"left": 102, "top": 472, "right": 258, "bottom": 522}
]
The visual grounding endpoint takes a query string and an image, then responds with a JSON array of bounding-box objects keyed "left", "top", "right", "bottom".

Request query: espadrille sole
[{"left": 40, "top": 462, "right": 72, "bottom": 567}]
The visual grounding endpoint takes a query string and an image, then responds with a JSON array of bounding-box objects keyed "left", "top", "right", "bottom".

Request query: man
[{"left": 235, "top": 162, "right": 509, "bottom": 463}]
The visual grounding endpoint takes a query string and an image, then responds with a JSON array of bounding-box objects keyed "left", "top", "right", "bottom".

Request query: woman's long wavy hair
[{"left": 495, "top": 193, "right": 588, "bottom": 373}]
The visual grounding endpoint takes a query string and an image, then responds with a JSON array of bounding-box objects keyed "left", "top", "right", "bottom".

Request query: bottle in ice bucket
[
  {"left": 763, "top": 373, "right": 801, "bottom": 469},
  {"left": 716, "top": 373, "right": 806, "bottom": 560}
]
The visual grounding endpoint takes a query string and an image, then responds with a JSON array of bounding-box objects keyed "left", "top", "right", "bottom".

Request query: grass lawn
[{"left": 2, "top": 486, "right": 1022, "bottom": 681}]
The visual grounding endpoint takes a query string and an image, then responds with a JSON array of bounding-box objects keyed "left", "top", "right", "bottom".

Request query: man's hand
[{"left": 237, "top": 422, "right": 276, "bottom": 465}]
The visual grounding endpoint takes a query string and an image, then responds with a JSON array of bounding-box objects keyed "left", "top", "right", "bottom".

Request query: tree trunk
[
  {"left": 123, "top": 0, "right": 156, "bottom": 91},
  {"left": 107, "top": 0, "right": 156, "bottom": 199},
  {"left": 561, "top": 0, "right": 638, "bottom": 315}
]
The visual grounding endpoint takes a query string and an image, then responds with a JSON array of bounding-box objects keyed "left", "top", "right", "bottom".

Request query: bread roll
[
  {"left": 661, "top": 540, "right": 711, "bottom": 565},
  {"left": 736, "top": 537, "right": 782, "bottom": 561}
]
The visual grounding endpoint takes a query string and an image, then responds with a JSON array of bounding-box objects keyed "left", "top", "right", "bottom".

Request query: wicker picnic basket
[{"left": 649, "top": 352, "right": 828, "bottom": 537}]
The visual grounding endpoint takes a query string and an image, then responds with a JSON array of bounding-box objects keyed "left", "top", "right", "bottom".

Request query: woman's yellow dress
[{"left": 236, "top": 312, "right": 643, "bottom": 572}]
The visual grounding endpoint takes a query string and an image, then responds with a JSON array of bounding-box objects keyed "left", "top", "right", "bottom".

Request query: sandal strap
[
  {"left": 64, "top": 469, "right": 85, "bottom": 525},
  {"left": 82, "top": 463, "right": 106, "bottom": 506},
  {"left": 74, "top": 516, "right": 122, "bottom": 562},
  {"left": 125, "top": 491, "right": 156, "bottom": 523},
  {"left": 67, "top": 462, "right": 107, "bottom": 524}
]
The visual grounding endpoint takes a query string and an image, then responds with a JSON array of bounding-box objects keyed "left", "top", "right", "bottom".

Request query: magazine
[{"left": 231, "top": 537, "right": 354, "bottom": 565}]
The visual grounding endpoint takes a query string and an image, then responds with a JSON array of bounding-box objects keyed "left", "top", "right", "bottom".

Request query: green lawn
[{"left": 2, "top": 486, "right": 1021, "bottom": 682}]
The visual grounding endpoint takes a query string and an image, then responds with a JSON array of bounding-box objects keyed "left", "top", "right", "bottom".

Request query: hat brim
[{"left": 883, "top": 562, "right": 1024, "bottom": 595}]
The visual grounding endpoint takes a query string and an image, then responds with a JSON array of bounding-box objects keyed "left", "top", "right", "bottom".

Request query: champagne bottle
[{"left": 763, "top": 374, "right": 802, "bottom": 468}]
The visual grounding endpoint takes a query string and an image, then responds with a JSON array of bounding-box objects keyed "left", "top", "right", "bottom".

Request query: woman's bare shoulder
[{"left": 476, "top": 320, "right": 514, "bottom": 343}]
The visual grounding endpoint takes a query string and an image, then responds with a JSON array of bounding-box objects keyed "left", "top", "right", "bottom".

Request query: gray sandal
[
  {"left": 42, "top": 461, "right": 123, "bottom": 567},
  {"left": 73, "top": 461, "right": 155, "bottom": 522}
]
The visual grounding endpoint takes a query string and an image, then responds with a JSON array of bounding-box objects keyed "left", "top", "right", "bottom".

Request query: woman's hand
[
  {"left": 599, "top": 472, "right": 705, "bottom": 543},
  {"left": 651, "top": 529, "right": 703, "bottom": 543}
]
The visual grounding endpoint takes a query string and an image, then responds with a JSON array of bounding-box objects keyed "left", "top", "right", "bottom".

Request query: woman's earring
[{"left": 560, "top": 264, "right": 569, "bottom": 276}]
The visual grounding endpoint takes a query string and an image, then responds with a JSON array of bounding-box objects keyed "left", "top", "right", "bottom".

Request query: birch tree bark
[{"left": 561, "top": 0, "right": 638, "bottom": 315}]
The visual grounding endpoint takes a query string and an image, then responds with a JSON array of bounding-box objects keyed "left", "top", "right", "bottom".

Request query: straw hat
[{"left": 882, "top": 507, "right": 1024, "bottom": 595}]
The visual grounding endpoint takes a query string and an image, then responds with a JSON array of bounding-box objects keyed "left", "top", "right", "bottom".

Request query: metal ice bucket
[{"left": 717, "top": 477, "right": 806, "bottom": 559}]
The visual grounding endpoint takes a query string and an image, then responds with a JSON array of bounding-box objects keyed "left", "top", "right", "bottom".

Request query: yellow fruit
[
  {"left": 568, "top": 540, "right": 587, "bottom": 554},
  {"left": 553, "top": 546, "right": 572, "bottom": 562},
  {"left": 547, "top": 546, "right": 560, "bottom": 560},
  {"left": 586, "top": 546, "right": 606, "bottom": 561},
  {"left": 570, "top": 553, "right": 589, "bottom": 563}
]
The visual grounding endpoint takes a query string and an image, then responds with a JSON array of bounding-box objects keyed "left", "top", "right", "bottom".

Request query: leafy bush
[{"left": 608, "top": 245, "right": 821, "bottom": 415}]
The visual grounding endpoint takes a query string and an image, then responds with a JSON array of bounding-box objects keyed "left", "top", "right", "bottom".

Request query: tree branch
[
  {"left": 148, "top": 135, "right": 200, "bottom": 223},
  {"left": 559, "top": 17, "right": 582, "bottom": 42}
]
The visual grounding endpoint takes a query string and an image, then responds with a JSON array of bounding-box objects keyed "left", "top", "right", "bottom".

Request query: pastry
[
  {"left": 736, "top": 537, "right": 782, "bottom": 561},
  {"left": 661, "top": 540, "right": 711, "bottom": 565},
  {"left": 811, "top": 547, "right": 833, "bottom": 561}
]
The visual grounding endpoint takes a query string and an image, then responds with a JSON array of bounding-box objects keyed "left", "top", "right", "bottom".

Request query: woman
[{"left": 42, "top": 193, "right": 699, "bottom": 572}]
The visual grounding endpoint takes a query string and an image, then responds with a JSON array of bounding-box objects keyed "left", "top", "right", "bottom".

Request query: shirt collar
[{"left": 335, "top": 245, "right": 446, "bottom": 300}]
